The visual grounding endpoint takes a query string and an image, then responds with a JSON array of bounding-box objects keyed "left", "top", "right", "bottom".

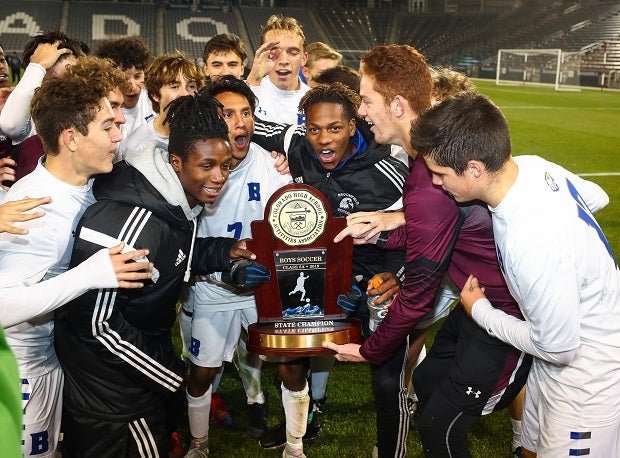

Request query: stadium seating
[
  {"left": 163, "top": 8, "right": 237, "bottom": 58},
  {"left": 65, "top": 2, "right": 157, "bottom": 55},
  {"left": 0, "top": 0, "right": 63, "bottom": 52},
  {"left": 0, "top": 1, "right": 617, "bottom": 86}
]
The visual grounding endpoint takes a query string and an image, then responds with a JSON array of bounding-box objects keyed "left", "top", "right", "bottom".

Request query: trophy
[{"left": 246, "top": 183, "right": 361, "bottom": 356}]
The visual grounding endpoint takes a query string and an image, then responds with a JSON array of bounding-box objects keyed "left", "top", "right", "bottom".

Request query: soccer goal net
[{"left": 496, "top": 49, "right": 582, "bottom": 90}]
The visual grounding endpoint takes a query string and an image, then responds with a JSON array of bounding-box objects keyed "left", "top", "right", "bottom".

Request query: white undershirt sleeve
[
  {"left": 0, "top": 63, "right": 45, "bottom": 142},
  {"left": 471, "top": 298, "right": 578, "bottom": 366},
  {"left": 0, "top": 248, "right": 117, "bottom": 328}
]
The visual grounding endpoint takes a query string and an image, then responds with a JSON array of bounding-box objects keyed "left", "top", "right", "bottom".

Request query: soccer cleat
[
  {"left": 513, "top": 446, "right": 525, "bottom": 458},
  {"left": 183, "top": 447, "right": 209, "bottom": 458},
  {"left": 259, "top": 421, "right": 286, "bottom": 449},
  {"left": 209, "top": 392, "right": 233, "bottom": 428},
  {"left": 259, "top": 398, "right": 324, "bottom": 449},
  {"left": 246, "top": 402, "right": 267, "bottom": 440},
  {"left": 304, "top": 398, "right": 323, "bottom": 440},
  {"left": 282, "top": 445, "right": 307, "bottom": 458}
]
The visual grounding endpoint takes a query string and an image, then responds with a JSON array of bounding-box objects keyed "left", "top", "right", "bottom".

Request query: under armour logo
[
  {"left": 175, "top": 249, "right": 186, "bottom": 266},
  {"left": 466, "top": 386, "right": 481, "bottom": 398}
]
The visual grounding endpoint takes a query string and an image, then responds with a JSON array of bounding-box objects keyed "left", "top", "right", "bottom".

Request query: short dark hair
[
  {"left": 205, "top": 75, "right": 257, "bottom": 114},
  {"left": 299, "top": 82, "right": 361, "bottom": 123},
  {"left": 314, "top": 66, "right": 360, "bottom": 93},
  {"left": 94, "top": 36, "right": 151, "bottom": 71},
  {"left": 411, "top": 93, "right": 511, "bottom": 175},
  {"left": 202, "top": 33, "right": 247, "bottom": 64},
  {"left": 164, "top": 92, "right": 229, "bottom": 162},
  {"left": 21, "top": 31, "right": 84, "bottom": 69}
]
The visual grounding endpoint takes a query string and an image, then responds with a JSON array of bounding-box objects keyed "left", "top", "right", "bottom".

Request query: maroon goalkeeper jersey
[{"left": 360, "top": 157, "right": 522, "bottom": 365}]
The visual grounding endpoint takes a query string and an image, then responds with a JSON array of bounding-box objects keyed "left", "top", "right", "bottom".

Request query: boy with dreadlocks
[
  {"left": 252, "top": 82, "right": 408, "bottom": 457},
  {"left": 55, "top": 92, "right": 270, "bottom": 457}
]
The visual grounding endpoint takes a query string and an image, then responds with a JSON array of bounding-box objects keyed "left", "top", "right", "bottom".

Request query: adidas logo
[{"left": 175, "top": 249, "right": 186, "bottom": 267}]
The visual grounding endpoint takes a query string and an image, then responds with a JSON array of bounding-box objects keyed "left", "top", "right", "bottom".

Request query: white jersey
[
  {"left": 250, "top": 76, "right": 309, "bottom": 125},
  {"left": 120, "top": 88, "right": 156, "bottom": 141},
  {"left": 488, "top": 155, "right": 620, "bottom": 426},
  {"left": 117, "top": 116, "right": 167, "bottom": 162},
  {"left": 187, "top": 143, "right": 292, "bottom": 313},
  {"left": 0, "top": 161, "right": 95, "bottom": 378}
]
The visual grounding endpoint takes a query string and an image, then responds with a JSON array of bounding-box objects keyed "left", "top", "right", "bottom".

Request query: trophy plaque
[{"left": 246, "top": 183, "right": 361, "bottom": 357}]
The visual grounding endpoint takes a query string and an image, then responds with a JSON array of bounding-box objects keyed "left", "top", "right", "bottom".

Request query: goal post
[{"left": 496, "top": 48, "right": 582, "bottom": 90}]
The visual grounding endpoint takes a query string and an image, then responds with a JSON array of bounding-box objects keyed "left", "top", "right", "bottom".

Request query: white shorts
[
  {"left": 522, "top": 398, "right": 620, "bottom": 456},
  {"left": 189, "top": 307, "right": 258, "bottom": 367},
  {"left": 415, "top": 276, "right": 457, "bottom": 330},
  {"left": 22, "top": 365, "right": 63, "bottom": 458},
  {"left": 522, "top": 346, "right": 620, "bottom": 457}
]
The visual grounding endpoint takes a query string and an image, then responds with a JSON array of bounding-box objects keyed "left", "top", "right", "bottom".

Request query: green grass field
[{"left": 181, "top": 81, "right": 620, "bottom": 458}]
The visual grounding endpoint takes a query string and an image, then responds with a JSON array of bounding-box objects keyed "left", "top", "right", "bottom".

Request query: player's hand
[
  {"left": 228, "top": 238, "right": 257, "bottom": 262},
  {"left": 367, "top": 272, "right": 399, "bottom": 305},
  {"left": 271, "top": 151, "right": 290, "bottom": 175},
  {"left": 333, "top": 211, "right": 404, "bottom": 244},
  {"left": 337, "top": 284, "right": 362, "bottom": 315},
  {"left": 460, "top": 275, "right": 486, "bottom": 317},
  {"left": 322, "top": 342, "right": 367, "bottom": 362},
  {"left": 247, "top": 40, "right": 279, "bottom": 85},
  {"left": 30, "top": 41, "right": 72, "bottom": 70},
  {"left": 222, "top": 259, "right": 271, "bottom": 289},
  {"left": 0, "top": 86, "right": 13, "bottom": 111},
  {"left": 108, "top": 242, "right": 153, "bottom": 289},
  {"left": 0, "top": 196, "right": 51, "bottom": 234},
  {"left": 0, "top": 157, "right": 16, "bottom": 190}
]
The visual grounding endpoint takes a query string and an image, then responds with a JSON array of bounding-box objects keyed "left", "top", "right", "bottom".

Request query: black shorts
[
  {"left": 60, "top": 406, "right": 169, "bottom": 458},
  {"left": 414, "top": 304, "right": 531, "bottom": 416}
]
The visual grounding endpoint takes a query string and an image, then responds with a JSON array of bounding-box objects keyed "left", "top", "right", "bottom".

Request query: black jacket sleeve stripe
[
  {"left": 120, "top": 206, "right": 153, "bottom": 247},
  {"left": 375, "top": 160, "right": 406, "bottom": 193},
  {"left": 92, "top": 289, "right": 183, "bottom": 391}
]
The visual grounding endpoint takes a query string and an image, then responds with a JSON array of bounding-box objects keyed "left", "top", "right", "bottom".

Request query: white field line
[{"left": 578, "top": 172, "right": 620, "bottom": 177}]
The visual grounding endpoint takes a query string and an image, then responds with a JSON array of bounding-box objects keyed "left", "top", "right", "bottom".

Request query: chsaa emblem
[{"left": 269, "top": 189, "right": 327, "bottom": 246}]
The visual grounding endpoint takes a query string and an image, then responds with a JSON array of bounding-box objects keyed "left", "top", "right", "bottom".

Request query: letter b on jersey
[{"left": 30, "top": 431, "right": 49, "bottom": 455}]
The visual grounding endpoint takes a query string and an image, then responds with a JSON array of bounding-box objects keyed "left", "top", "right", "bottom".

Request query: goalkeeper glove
[
  {"left": 337, "top": 284, "right": 363, "bottom": 315},
  {"left": 222, "top": 260, "right": 271, "bottom": 289}
]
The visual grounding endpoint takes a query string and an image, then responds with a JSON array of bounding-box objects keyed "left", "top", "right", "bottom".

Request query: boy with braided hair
[
  {"left": 55, "top": 92, "right": 269, "bottom": 457},
  {"left": 253, "top": 82, "right": 408, "bottom": 457}
]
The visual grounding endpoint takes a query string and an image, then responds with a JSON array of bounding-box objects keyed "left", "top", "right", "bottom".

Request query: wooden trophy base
[{"left": 247, "top": 319, "right": 362, "bottom": 357}]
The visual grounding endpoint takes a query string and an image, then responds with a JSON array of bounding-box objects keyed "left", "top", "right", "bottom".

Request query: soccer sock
[
  {"left": 282, "top": 381, "right": 310, "bottom": 444},
  {"left": 511, "top": 418, "right": 522, "bottom": 450},
  {"left": 415, "top": 344, "right": 427, "bottom": 367},
  {"left": 237, "top": 338, "right": 265, "bottom": 404},
  {"left": 309, "top": 355, "right": 335, "bottom": 401},
  {"left": 410, "top": 345, "right": 427, "bottom": 397},
  {"left": 187, "top": 386, "right": 212, "bottom": 449}
]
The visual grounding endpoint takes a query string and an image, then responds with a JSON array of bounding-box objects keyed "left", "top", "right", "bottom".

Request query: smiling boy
[{"left": 54, "top": 92, "right": 268, "bottom": 457}]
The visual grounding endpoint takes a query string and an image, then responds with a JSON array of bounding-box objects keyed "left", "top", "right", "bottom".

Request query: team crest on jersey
[
  {"left": 294, "top": 176, "right": 304, "bottom": 184},
  {"left": 336, "top": 193, "right": 359, "bottom": 216},
  {"left": 545, "top": 171, "right": 559, "bottom": 192}
]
